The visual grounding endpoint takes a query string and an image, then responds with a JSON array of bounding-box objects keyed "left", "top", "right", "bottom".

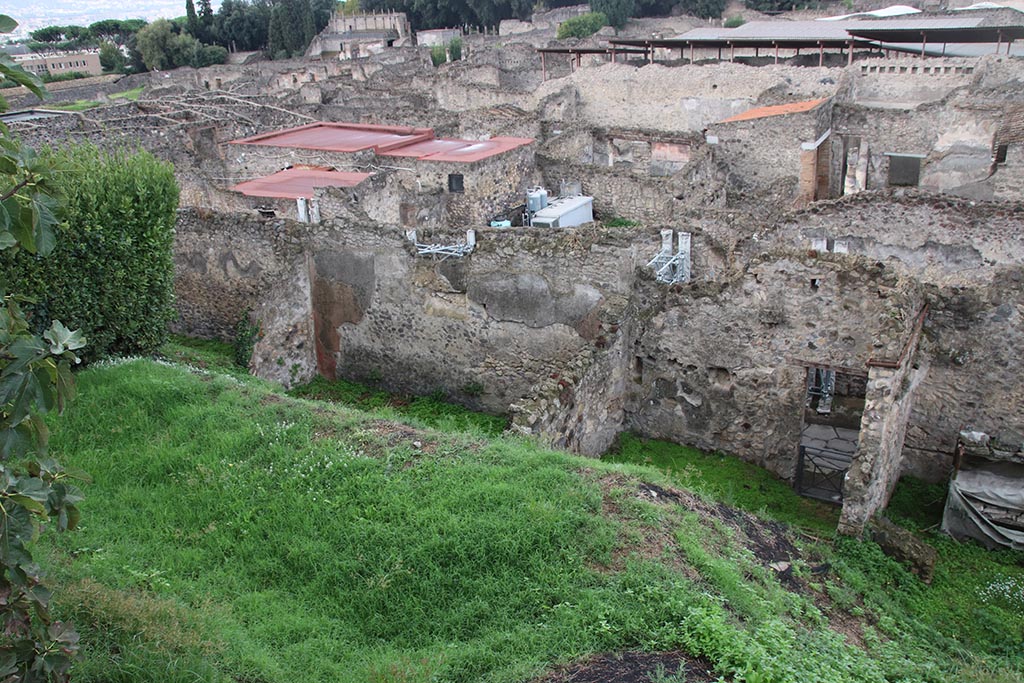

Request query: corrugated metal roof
[
  {"left": 718, "top": 98, "right": 828, "bottom": 123},
  {"left": 232, "top": 123, "right": 533, "bottom": 163},
  {"left": 675, "top": 16, "right": 986, "bottom": 42},
  {"left": 232, "top": 168, "right": 371, "bottom": 199},
  {"left": 232, "top": 122, "right": 434, "bottom": 154}
]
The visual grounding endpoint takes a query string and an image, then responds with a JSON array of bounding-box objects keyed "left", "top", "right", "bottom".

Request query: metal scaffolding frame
[
  {"left": 405, "top": 229, "right": 476, "bottom": 259},
  {"left": 646, "top": 230, "right": 692, "bottom": 284}
]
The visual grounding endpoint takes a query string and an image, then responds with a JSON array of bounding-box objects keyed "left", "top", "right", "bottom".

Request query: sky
[{"left": 0, "top": 0, "right": 222, "bottom": 39}]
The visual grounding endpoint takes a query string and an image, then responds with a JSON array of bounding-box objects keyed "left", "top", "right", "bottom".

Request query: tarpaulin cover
[{"left": 942, "top": 461, "right": 1024, "bottom": 551}]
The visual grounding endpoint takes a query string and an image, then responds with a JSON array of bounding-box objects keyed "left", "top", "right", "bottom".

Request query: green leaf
[
  {"left": 0, "top": 15, "right": 18, "bottom": 33},
  {"left": 14, "top": 477, "right": 50, "bottom": 504},
  {"left": 43, "top": 321, "right": 86, "bottom": 355},
  {"left": 29, "top": 193, "right": 58, "bottom": 257},
  {"left": 0, "top": 335, "right": 47, "bottom": 378},
  {"left": 0, "top": 229, "right": 14, "bottom": 250},
  {"left": 0, "top": 500, "right": 35, "bottom": 547},
  {"left": 0, "top": 422, "right": 31, "bottom": 459},
  {"left": 64, "top": 505, "right": 80, "bottom": 531},
  {"left": 5, "top": 495, "right": 45, "bottom": 516},
  {"left": 3, "top": 196, "right": 32, "bottom": 253}
]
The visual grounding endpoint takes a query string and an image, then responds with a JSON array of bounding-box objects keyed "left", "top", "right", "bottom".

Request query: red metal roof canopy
[
  {"left": 232, "top": 168, "right": 371, "bottom": 199},
  {"left": 718, "top": 98, "right": 828, "bottom": 123},
  {"left": 231, "top": 122, "right": 534, "bottom": 163}
]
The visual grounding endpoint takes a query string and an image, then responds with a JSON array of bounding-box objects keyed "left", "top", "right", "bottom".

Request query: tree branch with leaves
[{"left": 0, "top": 15, "right": 87, "bottom": 683}]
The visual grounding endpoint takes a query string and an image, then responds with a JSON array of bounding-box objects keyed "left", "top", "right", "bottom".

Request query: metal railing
[{"left": 795, "top": 444, "right": 852, "bottom": 504}]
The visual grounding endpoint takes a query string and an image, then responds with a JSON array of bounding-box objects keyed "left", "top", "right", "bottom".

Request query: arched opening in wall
[{"left": 794, "top": 365, "right": 867, "bottom": 504}]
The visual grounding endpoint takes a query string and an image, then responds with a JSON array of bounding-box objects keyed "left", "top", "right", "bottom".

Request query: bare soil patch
[{"left": 533, "top": 651, "right": 720, "bottom": 683}]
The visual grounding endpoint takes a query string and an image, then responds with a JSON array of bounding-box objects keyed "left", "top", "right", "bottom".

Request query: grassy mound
[{"left": 41, "top": 351, "right": 1024, "bottom": 683}]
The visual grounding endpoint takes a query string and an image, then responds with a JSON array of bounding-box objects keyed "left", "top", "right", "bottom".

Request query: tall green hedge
[
  {"left": 2, "top": 144, "right": 178, "bottom": 362},
  {"left": 556, "top": 12, "right": 608, "bottom": 39}
]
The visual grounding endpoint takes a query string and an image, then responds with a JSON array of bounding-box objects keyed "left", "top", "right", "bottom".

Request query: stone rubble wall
[
  {"left": 627, "top": 253, "right": 921, "bottom": 478},
  {"left": 173, "top": 208, "right": 306, "bottom": 340},
  {"left": 840, "top": 353, "right": 929, "bottom": 534}
]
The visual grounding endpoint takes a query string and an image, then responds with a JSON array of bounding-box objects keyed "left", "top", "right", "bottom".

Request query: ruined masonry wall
[
  {"left": 840, "top": 357, "right": 929, "bottom": 534},
  {"left": 173, "top": 209, "right": 305, "bottom": 340},
  {"left": 627, "top": 255, "right": 918, "bottom": 479}
]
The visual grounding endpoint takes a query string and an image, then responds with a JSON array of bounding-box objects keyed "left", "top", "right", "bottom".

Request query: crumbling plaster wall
[
  {"left": 709, "top": 105, "right": 829, "bottom": 203},
  {"left": 534, "top": 62, "right": 844, "bottom": 135},
  {"left": 833, "top": 103, "right": 998, "bottom": 194},
  {"left": 840, "top": 354, "right": 929, "bottom": 534},
  {"left": 307, "top": 223, "right": 639, "bottom": 409},
  {"left": 173, "top": 208, "right": 307, "bottom": 340},
  {"left": 776, "top": 194, "right": 1024, "bottom": 482},
  {"left": 627, "top": 253, "right": 920, "bottom": 479},
  {"left": 849, "top": 59, "right": 977, "bottom": 107},
  {"left": 175, "top": 209, "right": 641, "bottom": 405}
]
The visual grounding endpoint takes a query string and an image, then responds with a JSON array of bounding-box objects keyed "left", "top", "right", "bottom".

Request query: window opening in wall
[
  {"left": 448, "top": 173, "right": 464, "bottom": 193},
  {"left": 886, "top": 154, "right": 922, "bottom": 187},
  {"left": 795, "top": 366, "right": 867, "bottom": 504},
  {"left": 810, "top": 278, "right": 821, "bottom": 291},
  {"left": 995, "top": 144, "right": 1009, "bottom": 165}
]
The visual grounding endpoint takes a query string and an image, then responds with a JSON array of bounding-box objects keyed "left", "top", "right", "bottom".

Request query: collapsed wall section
[
  {"left": 839, "top": 310, "right": 929, "bottom": 534},
  {"left": 627, "top": 253, "right": 915, "bottom": 479}
]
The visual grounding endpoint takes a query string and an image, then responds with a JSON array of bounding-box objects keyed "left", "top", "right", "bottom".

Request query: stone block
[{"left": 869, "top": 517, "right": 937, "bottom": 584}]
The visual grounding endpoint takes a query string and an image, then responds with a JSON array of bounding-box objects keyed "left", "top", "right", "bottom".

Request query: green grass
[
  {"left": 108, "top": 86, "right": 144, "bottom": 101},
  {"left": 289, "top": 375, "right": 508, "bottom": 437},
  {"left": 160, "top": 334, "right": 251, "bottom": 380},
  {"left": 605, "top": 433, "right": 841, "bottom": 535},
  {"left": 38, "top": 358, "right": 1024, "bottom": 683},
  {"left": 46, "top": 99, "right": 102, "bottom": 111}
]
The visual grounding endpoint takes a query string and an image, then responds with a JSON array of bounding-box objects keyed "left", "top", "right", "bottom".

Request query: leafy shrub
[
  {"left": 233, "top": 312, "right": 261, "bottom": 368},
  {"left": 724, "top": 14, "right": 745, "bottom": 27},
  {"left": 1, "top": 143, "right": 178, "bottom": 361},
  {"left": 430, "top": 38, "right": 462, "bottom": 67},
  {"left": 592, "top": 0, "right": 635, "bottom": 28},
  {"left": 744, "top": 0, "right": 795, "bottom": 10},
  {"left": 604, "top": 216, "right": 639, "bottom": 228},
  {"left": 41, "top": 70, "right": 90, "bottom": 83},
  {"left": 556, "top": 12, "right": 608, "bottom": 39}
]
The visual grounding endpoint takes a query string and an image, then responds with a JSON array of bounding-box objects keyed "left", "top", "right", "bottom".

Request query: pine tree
[
  {"left": 300, "top": 0, "right": 317, "bottom": 48},
  {"left": 267, "top": 4, "right": 287, "bottom": 57},
  {"left": 185, "top": 0, "right": 200, "bottom": 38}
]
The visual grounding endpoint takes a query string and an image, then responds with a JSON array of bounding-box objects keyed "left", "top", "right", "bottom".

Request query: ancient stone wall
[
  {"left": 850, "top": 58, "right": 977, "bottom": 107},
  {"left": 775, "top": 193, "right": 1024, "bottom": 481},
  {"left": 709, "top": 110, "right": 823, "bottom": 202},
  {"left": 626, "top": 253, "right": 921, "bottom": 478},
  {"left": 840, "top": 354, "right": 929, "bottom": 534},
  {"left": 534, "top": 62, "right": 844, "bottom": 135},
  {"left": 173, "top": 208, "right": 307, "bottom": 340}
]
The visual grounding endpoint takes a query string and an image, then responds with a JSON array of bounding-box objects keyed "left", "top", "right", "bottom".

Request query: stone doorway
[{"left": 795, "top": 367, "right": 866, "bottom": 503}]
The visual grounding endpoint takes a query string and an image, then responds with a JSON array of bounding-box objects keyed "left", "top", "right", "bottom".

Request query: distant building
[
  {"left": 12, "top": 50, "right": 102, "bottom": 77},
  {"left": 416, "top": 28, "right": 461, "bottom": 47},
  {"left": 306, "top": 10, "right": 412, "bottom": 60}
]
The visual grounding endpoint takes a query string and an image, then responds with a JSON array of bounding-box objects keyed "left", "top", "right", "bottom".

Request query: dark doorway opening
[{"left": 795, "top": 367, "right": 866, "bottom": 504}]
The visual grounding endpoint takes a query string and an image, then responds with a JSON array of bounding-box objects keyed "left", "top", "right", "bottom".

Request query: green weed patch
[{"left": 40, "top": 359, "right": 1024, "bottom": 683}]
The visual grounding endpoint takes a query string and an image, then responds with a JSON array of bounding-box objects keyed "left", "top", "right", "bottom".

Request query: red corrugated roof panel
[
  {"left": 718, "top": 98, "right": 827, "bottom": 123},
  {"left": 379, "top": 136, "right": 533, "bottom": 162},
  {"left": 230, "top": 123, "right": 534, "bottom": 163},
  {"left": 231, "top": 122, "right": 434, "bottom": 153},
  {"left": 232, "top": 168, "right": 371, "bottom": 199}
]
